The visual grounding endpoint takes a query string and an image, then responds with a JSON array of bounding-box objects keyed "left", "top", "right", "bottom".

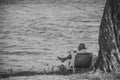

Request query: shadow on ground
[{"left": 0, "top": 65, "right": 91, "bottom": 78}]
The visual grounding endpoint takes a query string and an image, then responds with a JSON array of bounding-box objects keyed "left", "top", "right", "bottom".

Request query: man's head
[{"left": 78, "top": 43, "right": 86, "bottom": 51}]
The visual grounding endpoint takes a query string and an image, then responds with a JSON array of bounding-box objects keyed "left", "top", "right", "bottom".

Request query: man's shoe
[{"left": 57, "top": 56, "right": 64, "bottom": 63}]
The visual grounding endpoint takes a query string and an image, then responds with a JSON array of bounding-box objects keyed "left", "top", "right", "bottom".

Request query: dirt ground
[{"left": 1, "top": 0, "right": 120, "bottom": 80}]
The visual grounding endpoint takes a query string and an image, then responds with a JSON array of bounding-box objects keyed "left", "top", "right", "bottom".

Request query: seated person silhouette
[{"left": 57, "top": 43, "right": 92, "bottom": 73}]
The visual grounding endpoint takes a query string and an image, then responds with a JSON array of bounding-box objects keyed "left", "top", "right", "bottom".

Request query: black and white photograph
[{"left": 0, "top": 0, "right": 120, "bottom": 80}]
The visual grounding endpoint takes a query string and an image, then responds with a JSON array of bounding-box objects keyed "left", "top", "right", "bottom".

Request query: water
[{"left": 0, "top": 0, "right": 105, "bottom": 73}]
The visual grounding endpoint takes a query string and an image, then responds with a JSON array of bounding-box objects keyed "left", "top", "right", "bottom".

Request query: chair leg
[{"left": 72, "top": 66, "right": 76, "bottom": 73}]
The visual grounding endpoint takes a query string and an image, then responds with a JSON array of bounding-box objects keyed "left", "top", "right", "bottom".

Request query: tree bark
[{"left": 94, "top": 0, "right": 120, "bottom": 73}]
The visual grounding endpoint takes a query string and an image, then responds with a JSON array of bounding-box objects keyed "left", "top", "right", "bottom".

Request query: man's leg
[{"left": 57, "top": 55, "right": 72, "bottom": 62}]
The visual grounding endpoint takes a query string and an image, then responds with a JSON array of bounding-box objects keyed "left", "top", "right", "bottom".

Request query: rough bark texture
[{"left": 94, "top": 0, "right": 120, "bottom": 72}]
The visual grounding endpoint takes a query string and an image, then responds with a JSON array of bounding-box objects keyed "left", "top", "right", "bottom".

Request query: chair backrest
[{"left": 74, "top": 53, "right": 93, "bottom": 68}]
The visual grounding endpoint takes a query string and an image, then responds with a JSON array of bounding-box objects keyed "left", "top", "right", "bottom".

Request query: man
[{"left": 57, "top": 43, "right": 87, "bottom": 73}]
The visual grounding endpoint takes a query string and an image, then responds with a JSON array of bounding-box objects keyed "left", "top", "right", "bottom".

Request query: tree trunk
[{"left": 93, "top": 0, "right": 120, "bottom": 73}]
